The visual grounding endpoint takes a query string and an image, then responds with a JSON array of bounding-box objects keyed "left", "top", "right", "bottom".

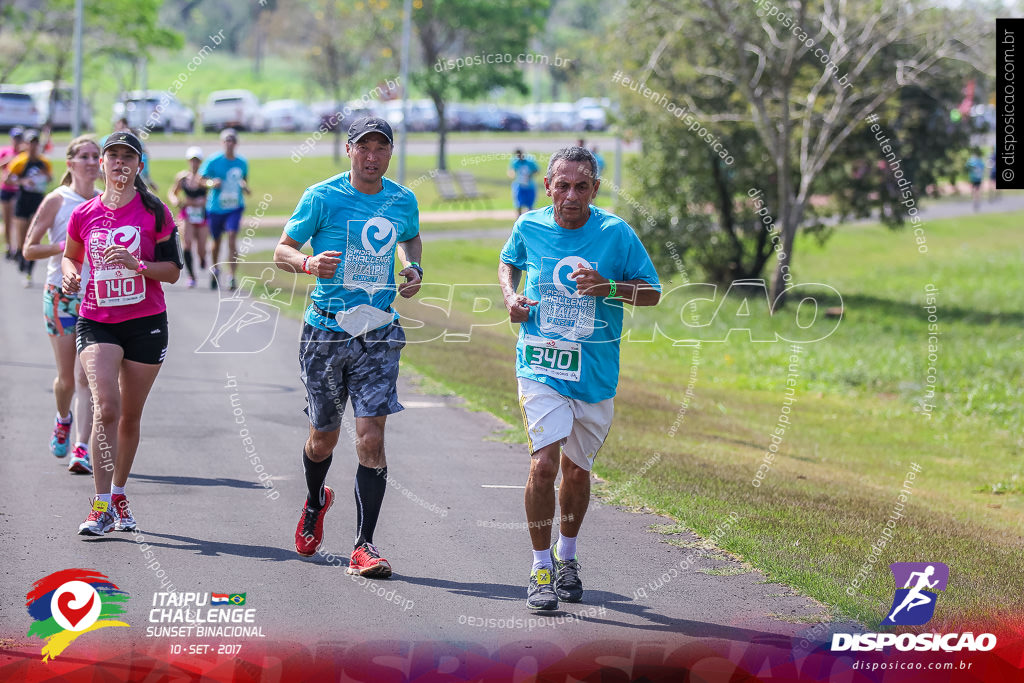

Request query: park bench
[
  {"left": 453, "top": 171, "right": 492, "bottom": 208},
  {"left": 432, "top": 170, "right": 463, "bottom": 206}
]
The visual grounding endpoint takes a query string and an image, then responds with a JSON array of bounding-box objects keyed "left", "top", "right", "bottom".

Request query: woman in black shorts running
[{"left": 62, "top": 131, "right": 182, "bottom": 537}]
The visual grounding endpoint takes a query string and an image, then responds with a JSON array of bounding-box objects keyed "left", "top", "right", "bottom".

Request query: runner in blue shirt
[
  {"left": 499, "top": 145, "right": 661, "bottom": 610},
  {"left": 508, "top": 149, "right": 540, "bottom": 218},
  {"left": 275, "top": 117, "right": 423, "bottom": 579},
  {"left": 201, "top": 128, "right": 250, "bottom": 290}
]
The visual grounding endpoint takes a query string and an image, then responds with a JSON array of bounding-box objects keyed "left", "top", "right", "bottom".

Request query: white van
[
  {"left": 201, "top": 90, "right": 262, "bottom": 132},
  {"left": 23, "top": 81, "right": 93, "bottom": 131}
]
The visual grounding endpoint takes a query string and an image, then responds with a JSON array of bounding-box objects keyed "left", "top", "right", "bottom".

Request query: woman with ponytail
[
  {"left": 167, "top": 147, "right": 208, "bottom": 288},
  {"left": 61, "top": 131, "right": 181, "bottom": 537},
  {"left": 23, "top": 136, "right": 100, "bottom": 472}
]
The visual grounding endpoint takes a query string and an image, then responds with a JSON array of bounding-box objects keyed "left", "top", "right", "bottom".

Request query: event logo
[
  {"left": 886, "top": 562, "right": 948, "bottom": 625},
  {"left": 552, "top": 255, "right": 585, "bottom": 298},
  {"left": 538, "top": 256, "right": 597, "bottom": 340},
  {"left": 832, "top": 561, "right": 997, "bottom": 652},
  {"left": 25, "top": 569, "right": 130, "bottom": 661},
  {"left": 361, "top": 217, "right": 397, "bottom": 256},
  {"left": 107, "top": 225, "right": 141, "bottom": 254}
]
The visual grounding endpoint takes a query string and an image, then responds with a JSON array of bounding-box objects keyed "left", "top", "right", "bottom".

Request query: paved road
[{"left": 0, "top": 256, "right": 855, "bottom": 671}]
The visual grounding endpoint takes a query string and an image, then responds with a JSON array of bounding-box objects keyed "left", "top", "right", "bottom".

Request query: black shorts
[
  {"left": 14, "top": 191, "right": 44, "bottom": 219},
  {"left": 76, "top": 312, "right": 169, "bottom": 365}
]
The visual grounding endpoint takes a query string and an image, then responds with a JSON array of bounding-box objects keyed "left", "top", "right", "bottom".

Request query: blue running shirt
[
  {"left": 286, "top": 172, "right": 419, "bottom": 332},
  {"left": 200, "top": 153, "right": 249, "bottom": 214},
  {"left": 500, "top": 205, "right": 660, "bottom": 403},
  {"left": 509, "top": 157, "right": 539, "bottom": 189}
]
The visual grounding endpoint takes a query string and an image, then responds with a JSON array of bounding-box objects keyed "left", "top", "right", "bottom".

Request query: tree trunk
[
  {"left": 434, "top": 97, "right": 447, "bottom": 170},
  {"left": 332, "top": 94, "right": 342, "bottom": 165},
  {"left": 252, "top": 20, "right": 263, "bottom": 75},
  {"left": 772, "top": 197, "right": 805, "bottom": 305}
]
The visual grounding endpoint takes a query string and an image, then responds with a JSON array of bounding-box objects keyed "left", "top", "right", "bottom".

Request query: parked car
[
  {"left": 577, "top": 105, "right": 608, "bottom": 132},
  {"left": 378, "top": 100, "right": 439, "bottom": 132},
  {"left": 0, "top": 85, "right": 40, "bottom": 130},
  {"left": 312, "top": 100, "right": 376, "bottom": 132},
  {"left": 113, "top": 90, "right": 195, "bottom": 133},
  {"left": 259, "top": 99, "right": 318, "bottom": 132},
  {"left": 478, "top": 107, "right": 528, "bottom": 132},
  {"left": 544, "top": 102, "right": 583, "bottom": 131},
  {"left": 23, "top": 81, "right": 93, "bottom": 131},
  {"left": 201, "top": 90, "right": 262, "bottom": 132},
  {"left": 445, "top": 104, "right": 485, "bottom": 131},
  {"left": 523, "top": 102, "right": 587, "bottom": 132}
]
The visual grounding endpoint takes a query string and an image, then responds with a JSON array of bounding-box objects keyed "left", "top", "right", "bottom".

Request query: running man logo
[
  {"left": 196, "top": 265, "right": 293, "bottom": 354},
  {"left": 885, "top": 562, "right": 949, "bottom": 625},
  {"left": 25, "top": 569, "right": 130, "bottom": 661}
]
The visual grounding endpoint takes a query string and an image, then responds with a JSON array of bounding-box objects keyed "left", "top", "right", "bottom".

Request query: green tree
[
  {"left": 413, "top": 0, "right": 549, "bottom": 169},
  {"left": 301, "top": 0, "right": 393, "bottom": 161},
  {"left": 612, "top": 0, "right": 987, "bottom": 301},
  {"left": 0, "top": 0, "right": 181, "bottom": 94}
]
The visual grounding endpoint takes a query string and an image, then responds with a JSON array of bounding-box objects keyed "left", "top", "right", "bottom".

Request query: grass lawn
[
  {"left": 46, "top": 149, "right": 628, "bottom": 219},
  {"left": 230, "top": 209, "right": 1024, "bottom": 631}
]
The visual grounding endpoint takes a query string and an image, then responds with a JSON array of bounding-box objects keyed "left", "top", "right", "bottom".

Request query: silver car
[
  {"left": 113, "top": 91, "right": 195, "bottom": 133},
  {"left": 0, "top": 86, "right": 40, "bottom": 129}
]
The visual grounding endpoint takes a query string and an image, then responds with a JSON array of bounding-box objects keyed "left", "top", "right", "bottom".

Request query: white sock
[
  {"left": 111, "top": 485, "right": 126, "bottom": 496},
  {"left": 97, "top": 493, "right": 112, "bottom": 505},
  {"left": 57, "top": 412, "right": 72, "bottom": 424},
  {"left": 75, "top": 442, "right": 88, "bottom": 451},
  {"left": 557, "top": 534, "right": 577, "bottom": 560},
  {"left": 532, "top": 549, "right": 552, "bottom": 572}
]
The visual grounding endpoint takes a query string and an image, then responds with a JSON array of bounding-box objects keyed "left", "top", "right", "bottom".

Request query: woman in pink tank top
[{"left": 61, "top": 131, "right": 182, "bottom": 537}]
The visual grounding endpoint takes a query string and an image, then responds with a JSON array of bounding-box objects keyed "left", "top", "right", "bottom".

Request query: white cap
[{"left": 185, "top": 146, "right": 203, "bottom": 160}]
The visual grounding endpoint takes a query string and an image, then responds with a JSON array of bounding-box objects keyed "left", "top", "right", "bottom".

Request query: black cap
[
  {"left": 347, "top": 116, "right": 393, "bottom": 144},
  {"left": 102, "top": 131, "right": 143, "bottom": 156}
]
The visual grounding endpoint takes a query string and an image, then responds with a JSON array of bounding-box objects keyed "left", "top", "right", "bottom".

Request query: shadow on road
[
  {"left": 397, "top": 575, "right": 795, "bottom": 646},
  {"left": 107, "top": 530, "right": 297, "bottom": 562},
  {"left": 131, "top": 473, "right": 264, "bottom": 489}
]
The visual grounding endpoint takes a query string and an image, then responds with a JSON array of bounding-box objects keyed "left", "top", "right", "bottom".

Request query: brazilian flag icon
[{"left": 229, "top": 593, "right": 246, "bottom": 605}]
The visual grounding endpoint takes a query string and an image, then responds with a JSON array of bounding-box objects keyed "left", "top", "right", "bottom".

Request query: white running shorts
[{"left": 517, "top": 377, "right": 614, "bottom": 471}]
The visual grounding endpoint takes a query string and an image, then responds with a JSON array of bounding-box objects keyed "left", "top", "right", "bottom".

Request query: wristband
[
  {"left": 607, "top": 279, "right": 617, "bottom": 298},
  {"left": 58, "top": 240, "right": 65, "bottom": 251},
  {"left": 135, "top": 260, "right": 147, "bottom": 274},
  {"left": 407, "top": 261, "right": 423, "bottom": 277},
  {"left": 302, "top": 255, "right": 312, "bottom": 275}
]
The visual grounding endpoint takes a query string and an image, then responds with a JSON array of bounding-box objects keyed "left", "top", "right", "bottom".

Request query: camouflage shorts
[{"left": 298, "top": 321, "right": 406, "bottom": 430}]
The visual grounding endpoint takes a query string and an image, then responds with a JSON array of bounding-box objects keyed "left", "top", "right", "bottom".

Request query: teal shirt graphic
[
  {"left": 500, "top": 205, "right": 660, "bottom": 403},
  {"left": 286, "top": 172, "right": 420, "bottom": 333},
  {"left": 200, "top": 153, "right": 248, "bottom": 214}
]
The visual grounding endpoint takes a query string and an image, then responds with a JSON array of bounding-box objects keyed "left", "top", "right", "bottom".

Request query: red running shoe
[
  {"left": 295, "top": 486, "right": 334, "bottom": 556},
  {"left": 346, "top": 542, "right": 392, "bottom": 578}
]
